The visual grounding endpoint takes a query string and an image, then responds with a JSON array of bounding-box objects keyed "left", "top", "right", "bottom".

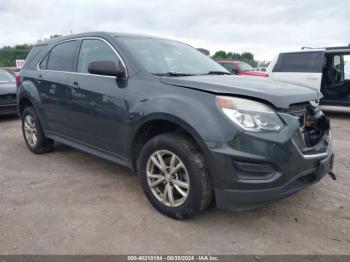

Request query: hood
[
  {"left": 0, "top": 82, "right": 16, "bottom": 95},
  {"left": 240, "top": 71, "right": 268, "bottom": 77},
  {"left": 160, "top": 75, "right": 321, "bottom": 109}
]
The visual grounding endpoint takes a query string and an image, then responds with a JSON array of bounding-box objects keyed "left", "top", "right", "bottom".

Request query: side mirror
[{"left": 88, "top": 60, "right": 126, "bottom": 77}]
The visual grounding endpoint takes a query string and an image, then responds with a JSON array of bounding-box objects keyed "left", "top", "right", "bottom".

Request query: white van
[{"left": 267, "top": 46, "right": 350, "bottom": 106}]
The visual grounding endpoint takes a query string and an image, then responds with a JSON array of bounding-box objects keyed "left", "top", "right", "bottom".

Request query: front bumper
[{"left": 207, "top": 113, "right": 333, "bottom": 211}]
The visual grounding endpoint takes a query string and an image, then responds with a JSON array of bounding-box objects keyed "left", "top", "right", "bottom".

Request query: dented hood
[{"left": 160, "top": 75, "right": 321, "bottom": 109}]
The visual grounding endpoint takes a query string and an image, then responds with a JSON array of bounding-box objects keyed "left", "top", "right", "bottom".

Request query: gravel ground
[{"left": 0, "top": 112, "right": 349, "bottom": 255}]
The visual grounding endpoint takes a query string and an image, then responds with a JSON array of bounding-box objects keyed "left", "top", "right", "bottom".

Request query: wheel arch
[
  {"left": 17, "top": 79, "right": 43, "bottom": 117},
  {"left": 18, "top": 97, "right": 34, "bottom": 117},
  {"left": 130, "top": 114, "right": 212, "bottom": 172}
]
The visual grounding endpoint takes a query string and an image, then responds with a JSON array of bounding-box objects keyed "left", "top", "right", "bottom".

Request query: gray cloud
[{"left": 0, "top": 0, "right": 349, "bottom": 60}]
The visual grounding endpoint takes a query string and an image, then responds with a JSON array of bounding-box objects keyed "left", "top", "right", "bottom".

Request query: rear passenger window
[
  {"left": 273, "top": 52, "right": 323, "bottom": 73},
  {"left": 46, "top": 41, "right": 78, "bottom": 72},
  {"left": 77, "top": 39, "right": 120, "bottom": 74}
]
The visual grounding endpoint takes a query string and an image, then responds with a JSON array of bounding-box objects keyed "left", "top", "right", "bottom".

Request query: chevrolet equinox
[{"left": 17, "top": 32, "right": 334, "bottom": 219}]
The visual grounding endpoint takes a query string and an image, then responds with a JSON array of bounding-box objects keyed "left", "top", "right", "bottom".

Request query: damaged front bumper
[{"left": 207, "top": 104, "right": 334, "bottom": 211}]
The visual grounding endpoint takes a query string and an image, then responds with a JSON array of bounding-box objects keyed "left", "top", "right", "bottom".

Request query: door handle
[
  {"left": 72, "top": 81, "right": 80, "bottom": 89},
  {"left": 37, "top": 74, "right": 42, "bottom": 84}
]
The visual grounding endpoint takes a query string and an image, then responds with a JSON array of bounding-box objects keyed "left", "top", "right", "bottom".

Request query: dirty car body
[{"left": 17, "top": 32, "right": 333, "bottom": 217}]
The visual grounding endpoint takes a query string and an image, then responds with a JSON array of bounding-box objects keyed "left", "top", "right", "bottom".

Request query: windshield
[
  {"left": 119, "top": 37, "right": 229, "bottom": 75},
  {"left": 237, "top": 62, "right": 253, "bottom": 71},
  {"left": 0, "top": 70, "right": 15, "bottom": 83}
]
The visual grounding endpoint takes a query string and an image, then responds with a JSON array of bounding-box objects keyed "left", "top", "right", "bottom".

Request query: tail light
[{"left": 15, "top": 72, "right": 21, "bottom": 88}]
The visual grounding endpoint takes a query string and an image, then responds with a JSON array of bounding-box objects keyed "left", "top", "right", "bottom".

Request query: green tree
[
  {"left": 0, "top": 44, "right": 32, "bottom": 67},
  {"left": 213, "top": 50, "right": 227, "bottom": 60},
  {"left": 240, "top": 52, "right": 254, "bottom": 60},
  {"left": 212, "top": 50, "right": 258, "bottom": 67},
  {"left": 0, "top": 34, "right": 63, "bottom": 67}
]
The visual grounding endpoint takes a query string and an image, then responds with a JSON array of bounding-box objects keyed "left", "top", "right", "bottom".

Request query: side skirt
[{"left": 46, "top": 131, "right": 134, "bottom": 171}]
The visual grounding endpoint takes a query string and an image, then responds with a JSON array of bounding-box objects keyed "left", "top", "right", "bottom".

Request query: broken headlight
[{"left": 216, "top": 96, "right": 284, "bottom": 132}]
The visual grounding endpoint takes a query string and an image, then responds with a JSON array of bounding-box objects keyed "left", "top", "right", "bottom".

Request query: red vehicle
[{"left": 217, "top": 61, "right": 268, "bottom": 77}]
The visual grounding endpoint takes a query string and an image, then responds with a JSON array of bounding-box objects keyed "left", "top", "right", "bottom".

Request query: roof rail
[
  {"left": 301, "top": 45, "right": 350, "bottom": 50},
  {"left": 325, "top": 45, "right": 350, "bottom": 50},
  {"left": 301, "top": 46, "right": 325, "bottom": 50}
]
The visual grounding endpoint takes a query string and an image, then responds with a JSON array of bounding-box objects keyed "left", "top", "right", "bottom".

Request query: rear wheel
[
  {"left": 138, "top": 133, "right": 213, "bottom": 219},
  {"left": 22, "top": 107, "right": 54, "bottom": 154}
]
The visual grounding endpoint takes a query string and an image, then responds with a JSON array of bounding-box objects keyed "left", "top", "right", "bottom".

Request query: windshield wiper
[
  {"left": 153, "top": 72, "right": 196, "bottom": 77},
  {"left": 203, "top": 71, "right": 232, "bottom": 75}
]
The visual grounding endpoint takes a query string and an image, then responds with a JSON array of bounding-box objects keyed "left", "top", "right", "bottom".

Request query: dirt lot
[{"left": 0, "top": 112, "right": 349, "bottom": 255}]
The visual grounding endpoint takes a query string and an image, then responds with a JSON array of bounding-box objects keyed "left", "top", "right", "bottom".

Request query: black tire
[
  {"left": 21, "top": 107, "right": 54, "bottom": 154},
  {"left": 138, "top": 133, "right": 213, "bottom": 220}
]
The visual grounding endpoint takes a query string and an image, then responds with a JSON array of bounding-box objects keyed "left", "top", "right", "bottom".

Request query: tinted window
[
  {"left": 24, "top": 45, "right": 45, "bottom": 65},
  {"left": 47, "top": 41, "right": 78, "bottom": 72},
  {"left": 220, "top": 63, "right": 235, "bottom": 74},
  {"left": 237, "top": 62, "right": 253, "bottom": 71},
  {"left": 273, "top": 52, "right": 323, "bottom": 73},
  {"left": 23, "top": 45, "right": 48, "bottom": 70},
  {"left": 77, "top": 39, "right": 120, "bottom": 74}
]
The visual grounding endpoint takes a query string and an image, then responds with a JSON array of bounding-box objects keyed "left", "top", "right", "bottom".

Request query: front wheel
[{"left": 138, "top": 133, "right": 213, "bottom": 219}]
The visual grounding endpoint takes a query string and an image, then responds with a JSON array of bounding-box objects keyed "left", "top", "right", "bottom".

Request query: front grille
[{"left": 0, "top": 94, "right": 16, "bottom": 101}]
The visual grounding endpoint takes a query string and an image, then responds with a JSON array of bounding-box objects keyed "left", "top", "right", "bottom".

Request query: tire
[
  {"left": 21, "top": 107, "right": 54, "bottom": 154},
  {"left": 138, "top": 133, "right": 213, "bottom": 220}
]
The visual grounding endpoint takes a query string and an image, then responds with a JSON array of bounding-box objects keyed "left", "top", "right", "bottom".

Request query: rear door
[
  {"left": 37, "top": 40, "right": 79, "bottom": 135},
  {"left": 268, "top": 51, "right": 324, "bottom": 91}
]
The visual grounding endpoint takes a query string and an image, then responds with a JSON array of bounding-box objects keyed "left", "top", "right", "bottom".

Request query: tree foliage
[
  {"left": 212, "top": 50, "right": 258, "bottom": 67},
  {"left": 0, "top": 44, "right": 33, "bottom": 67},
  {"left": 0, "top": 34, "right": 62, "bottom": 67}
]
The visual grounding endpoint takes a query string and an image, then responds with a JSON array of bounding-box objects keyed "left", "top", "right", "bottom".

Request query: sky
[{"left": 0, "top": 0, "right": 349, "bottom": 61}]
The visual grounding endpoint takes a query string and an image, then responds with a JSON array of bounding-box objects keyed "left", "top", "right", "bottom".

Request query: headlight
[{"left": 216, "top": 96, "right": 284, "bottom": 132}]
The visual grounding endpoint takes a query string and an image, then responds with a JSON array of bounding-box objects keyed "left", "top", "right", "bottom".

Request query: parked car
[
  {"left": 18, "top": 32, "right": 333, "bottom": 219},
  {"left": 253, "top": 66, "right": 267, "bottom": 72},
  {"left": 0, "top": 69, "right": 17, "bottom": 116},
  {"left": 267, "top": 46, "right": 350, "bottom": 107},
  {"left": 217, "top": 60, "right": 268, "bottom": 77}
]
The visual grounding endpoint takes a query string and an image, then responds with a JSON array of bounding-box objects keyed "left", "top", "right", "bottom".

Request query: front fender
[{"left": 129, "top": 91, "right": 239, "bottom": 143}]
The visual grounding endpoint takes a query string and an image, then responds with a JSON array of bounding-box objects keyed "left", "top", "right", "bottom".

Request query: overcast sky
[{"left": 1, "top": 0, "right": 349, "bottom": 60}]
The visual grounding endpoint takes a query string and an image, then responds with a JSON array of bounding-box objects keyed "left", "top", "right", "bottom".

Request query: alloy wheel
[
  {"left": 146, "top": 150, "right": 190, "bottom": 207},
  {"left": 24, "top": 115, "right": 38, "bottom": 147}
]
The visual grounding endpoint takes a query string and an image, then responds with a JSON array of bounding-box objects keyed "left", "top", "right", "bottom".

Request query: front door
[{"left": 66, "top": 38, "right": 127, "bottom": 154}]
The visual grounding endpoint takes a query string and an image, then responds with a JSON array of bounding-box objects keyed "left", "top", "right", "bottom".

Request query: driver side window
[{"left": 77, "top": 39, "right": 120, "bottom": 74}]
